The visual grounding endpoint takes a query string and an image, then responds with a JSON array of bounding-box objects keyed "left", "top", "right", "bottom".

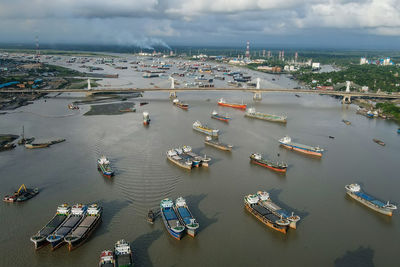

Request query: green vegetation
[{"left": 376, "top": 102, "right": 400, "bottom": 122}]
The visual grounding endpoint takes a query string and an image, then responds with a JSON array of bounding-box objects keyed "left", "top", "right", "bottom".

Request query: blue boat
[
  {"left": 97, "top": 156, "right": 114, "bottom": 178},
  {"left": 160, "top": 199, "right": 185, "bottom": 240},
  {"left": 397, "top": 128, "right": 400, "bottom": 134},
  {"left": 211, "top": 111, "right": 231, "bottom": 123},
  {"left": 175, "top": 197, "right": 199, "bottom": 237}
]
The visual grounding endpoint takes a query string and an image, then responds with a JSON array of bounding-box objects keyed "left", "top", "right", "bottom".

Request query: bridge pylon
[
  {"left": 169, "top": 77, "right": 177, "bottom": 99},
  {"left": 253, "top": 78, "right": 262, "bottom": 101},
  {"left": 342, "top": 95, "right": 351, "bottom": 104}
]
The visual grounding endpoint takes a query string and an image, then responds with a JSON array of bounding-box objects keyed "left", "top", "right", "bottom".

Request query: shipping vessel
[
  {"left": 193, "top": 121, "right": 219, "bottom": 137},
  {"left": 211, "top": 110, "right": 231, "bottom": 122},
  {"left": 3, "top": 184, "right": 39, "bottom": 203},
  {"left": 143, "top": 111, "right": 150, "bottom": 125},
  {"left": 175, "top": 197, "right": 199, "bottom": 237},
  {"left": 172, "top": 99, "right": 188, "bottom": 110},
  {"left": 30, "top": 204, "right": 71, "bottom": 249},
  {"left": 99, "top": 250, "right": 115, "bottom": 267},
  {"left": 345, "top": 183, "right": 397, "bottom": 216},
  {"left": 244, "top": 194, "right": 289, "bottom": 234},
  {"left": 245, "top": 108, "right": 287, "bottom": 123},
  {"left": 46, "top": 204, "right": 87, "bottom": 250},
  {"left": 256, "top": 191, "right": 300, "bottom": 229},
  {"left": 217, "top": 98, "right": 247, "bottom": 110},
  {"left": 204, "top": 136, "right": 232, "bottom": 151},
  {"left": 98, "top": 156, "right": 114, "bottom": 178},
  {"left": 250, "top": 153, "right": 287, "bottom": 173},
  {"left": 64, "top": 204, "right": 102, "bottom": 250},
  {"left": 279, "top": 136, "right": 324, "bottom": 157},
  {"left": 166, "top": 149, "right": 194, "bottom": 170},
  {"left": 160, "top": 198, "right": 185, "bottom": 240},
  {"left": 373, "top": 138, "right": 385, "bottom": 146},
  {"left": 114, "top": 240, "right": 133, "bottom": 267}
]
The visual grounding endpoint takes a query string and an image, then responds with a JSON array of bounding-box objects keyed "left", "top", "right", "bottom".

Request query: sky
[{"left": 1, "top": 0, "right": 400, "bottom": 49}]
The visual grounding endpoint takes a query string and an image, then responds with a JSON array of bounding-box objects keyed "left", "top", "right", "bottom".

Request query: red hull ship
[{"left": 217, "top": 98, "right": 246, "bottom": 110}]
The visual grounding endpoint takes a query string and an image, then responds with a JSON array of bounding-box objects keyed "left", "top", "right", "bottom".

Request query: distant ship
[
  {"left": 249, "top": 153, "right": 287, "bottom": 173},
  {"left": 97, "top": 156, "right": 114, "bottom": 178},
  {"left": 166, "top": 146, "right": 210, "bottom": 170},
  {"left": 245, "top": 108, "right": 287, "bottom": 123},
  {"left": 143, "top": 111, "right": 150, "bottom": 125},
  {"left": 193, "top": 120, "right": 219, "bottom": 137},
  {"left": 279, "top": 136, "right": 324, "bottom": 157},
  {"left": 345, "top": 184, "right": 397, "bottom": 216},
  {"left": 175, "top": 197, "right": 200, "bottom": 237},
  {"left": 257, "top": 191, "right": 300, "bottom": 229},
  {"left": 160, "top": 198, "right": 185, "bottom": 240},
  {"left": 342, "top": 119, "right": 351, "bottom": 125},
  {"left": 173, "top": 99, "right": 188, "bottom": 110},
  {"left": 211, "top": 110, "right": 231, "bottom": 122},
  {"left": 217, "top": 98, "right": 246, "bottom": 110},
  {"left": 99, "top": 250, "right": 115, "bottom": 267},
  {"left": 3, "top": 184, "right": 39, "bottom": 203},
  {"left": 204, "top": 136, "right": 232, "bottom": 151},
  {"left": 64, "top": 204, "right": 102, "bottom": 250},
  {"left": 142, "top": 73, "right": 159, "bottom": 78},
  {"left": 114, "top": 240, "right": 133, "bottom": 267},
  {"left": 373, "top": 138, "right": 385, "bottom": 146},
  {"left": 30, "top": 204, "right": 71, "bottom": 249}
]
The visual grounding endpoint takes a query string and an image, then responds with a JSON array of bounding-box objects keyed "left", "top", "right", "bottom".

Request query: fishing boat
[
  {"left": 256, "top": 191, "right": 300, "bottom": 229},
  {"left": 342, "top": 119, "right": 351, "bottom": 125},
  {"left": 3, "top": 184, "right": 39, "bottom": 203},
  {"left": 64, "top": 204, "right": 102, "bottom": 251},
  {"left": 279, "top": 136, "right": 324, "bottom": 157},
  {"left": 48, "top": 138, "right": 66, "bottom": 145},
  {"left": 245, "top": 108, "right": 287, "bottom": 123},
  {"left": 30, "top": 204, "right": 71, "bottom": 249},
  {"left": 211, "top": 110, "right": 231, "bottom": 122},
  {"left": 345, "top": 183, "right": 397, "bottom": 216},
  {"left": 250, "top": 153, "right": 287, "bottom": 173},
  {"left": 18, "top": 126, "right": 35, "bottom": 145},
  {"left": 147, "top": 210, "right": 155, "bottom": 224},
  {"left": 175, "top": 197, "right": 199, "bottom": 237},
  {"left": 25, "top": 143, "right": 50, "bottom": 149},
  {"left": 244, "top": 194, "right": 289, "bottom": 234},
  {"left": 160, "top": 198, "right": 185, "bottom": 240},
  {"left": 204, "top": 136, "right": 232, "bottom": 151},
  {"left": 97, "top": 156, "right": 114, "bottom": 178},
  {"left": 114, "top": 240, "right": 133, "bottom": 267},
  {"left": 143, "top": 111, "right": 150, "bottom": 125},
  {"left": 193, "top": 121, "right": 219, "bottom": 137},
  {"left": 173, "top": 99, "right": 188, "bottom": 110},
  {"left": 373, "top": 138, "right": 385, "bottom": 146},
  {"left": 166, "top": 149, "right": 193, "bottom": 170},
  {"left": 217, "top": 98, "right": 246, "bottom": 110},
  {"left": 99, "top": 250, "right": 115, "bottom": 267},
  {"left": 46, "top": 204, "right": 87, "bottom": 250}
]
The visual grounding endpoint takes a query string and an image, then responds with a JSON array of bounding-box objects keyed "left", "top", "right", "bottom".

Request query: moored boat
[
  {"left": 245, "top": 108, "right": 287, "bottom": 123},
  {"left": 114, "top": 240, "right": 133, "bottom": 267},
  {"left": 147, "top": 210, "right": 155, "bottom": 224},
  {"left": 25, "top": 143, "right": 50, "bottom": 149},
  {"left": 345, "top": 183, "right": 397, "bottom": 216},
  {"left": 373, "top": 138, "right": 385, "bottom": 146},
  {"left": 250, "top": 153, "right": 287, "bottom": 173},
  {"left": 175, "top": 197, "right": 199, "bottom": 237},
  {"left": 211, "top": 110, "right": 231, "bottom": 122},
  {"left": 3, "top": 184, "right": 39, "bottom": 203},
  {"left": 193, "top": 120, "right": 219, "bottom": 137},
  {"left": 30, "top": 204, "right": 71, "bottom": 249},
  {"left": 166, "top": 149, "right": 193, "bottom": 170},
  {"left": 98, "top": 156, "right": 114, "bottom": 177},
  {"left": 173, "top": 99, "right": 188, "bottom": 110},
  {"left": 160, "top": 198, "right": 185, "bottom": 240},
  {"left": 218, "top": 98, "right": 246, "bottom": 110},
  {"left": 279, "top": 136, "right": 324, "bottom": 157},
  {"left": 68, "top": 103, "right": 79, "bottom": 110},
  {"left": 143, "top": 111, "right": 150, "bottom": 125},
  {"left": 99, "top": 250, "right": 115, "bottom": 267},
  {"left": 204, "top": 136, "right": 232, "bottom": 151},
  {"left": 18, "top": 126, "right": 35, "bottom": 145},
  {"left": 64, "top": 204, "right": 102, "bottom": 251},
  {"left": 342, "top": 119, "right": 351, "bottom": 125}
]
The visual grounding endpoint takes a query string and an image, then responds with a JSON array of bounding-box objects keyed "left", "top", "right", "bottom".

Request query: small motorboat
[
  {"left": 329, "top": 136, "right": 335, "bottom": 139},
  {"left": 147, "top": 210, "right": 155, "bottom": 224},
  {"left": 373, "top": 138, "right": 385, "bottom": 146}
]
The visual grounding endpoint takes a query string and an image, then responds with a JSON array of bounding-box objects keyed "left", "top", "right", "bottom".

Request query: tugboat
[
  {"left": 30, "top": 204, "right": 71, "bottom": 249},
  {"left": 345, "top": 183, "right": 397, "bottom": 216},
  {"left": 193, "top": 120, "right": 219, "bottom": 137},
  {"left": 160, "top": 198, "right": 185, "bottom": 240},
  {"left": 99, "top": 250, "right": 115, "bottom": 267},
  {"left": 147, "top": 210, "right": 155, "bottom": 224},
  {"left": 279, "top": 136, "right": 324, "bottom": 157},
  {"left": 17, "top": 126, "right": 35, "bottom": 145},
  {"left": 373, "top": 138, "right": 385, "bottom": 146},
  {"left": 250, "top": 153, "right": 288, "bottom": 173},
  {"left": 217, "top": 98, "right": 246, "bottom": 110},
  {"left": 143, "top": 111, "right": 150, "bottom": 125},
  {"left": 114, "top": 240, "right": 133, "bottom": 267},
  {"left": 3, "top": 184, "right": 39, "bottom": 203},
  {"left": 98, "top": 156, "right": 115, "bottom": 178},
  {"left": 173, "top": 99, "right": 188, "bottom": 110},
  {"left": 175, "top": 197, "right": 199, "bottom": 237},
  {"left": 204, "top": 136, "right": 232, "bottom": 151},
  {"left": 64, "top": 204, "right": 102, "bottom": 251},
  {"left": 211, "top": 110, "right": 231, "bottom": 122},
  {"left": 245, "top": 108, "right": 287, "bottom": 123}
]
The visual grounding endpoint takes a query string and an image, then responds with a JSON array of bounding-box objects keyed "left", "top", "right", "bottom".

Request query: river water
[{"left": 1, "top": 57, "right": 400, "bottom": 267}]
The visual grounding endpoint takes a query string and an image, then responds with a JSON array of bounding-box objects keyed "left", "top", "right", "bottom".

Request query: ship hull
[
  {"left": 186, "top": 228, "right": 197, "bottom": 237},
  {"left": 346, "top": 192, "right": 393, "bottom": 216},
  {"left": 193, "top": 127, "right": 219, "bottom": 137},
  {"left": 48, "top": 237, "right": 65, "bottom": 250},
  {"left": 161, "top": 211, "right": 183, "bottom": 240},
  {"left": 98, "top": 165, "right": 114, "bottom": 178},
  {"left": 280, "top": 143, "right": 322, "bottom": 157},
  {"left": 218, "top": 102, "right": 246, "bottom": 110},
  {"left": 167, "top": 156, "right": 192, "bottom": 170},
  {"left": 244, "top": 203, "right": 287, "bottom": 234},
  {"left": 245, "top": 113, "right": 286, "bottom": 123},
  {"left": 30, "top": 236, "right": 48, "bottom": 250},
  {"left": 205, "top": 141, "right": 232, "bottom": 151},
  {"left": 250, "top": 158, "right": 287, "bottom": 173},
  {"left": 67, "top": 217, "right": 102, "bottom": 251},
  {"left": 211, "top": 115, "right": 230, "bottom": 122}
]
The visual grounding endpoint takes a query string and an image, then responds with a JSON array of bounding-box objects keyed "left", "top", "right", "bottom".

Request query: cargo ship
[
  {"left": 99, "top": 250, "right": 115, "bottom": 267},
  {"left": 64, "top": 204, "right": 102, "bottom": 250},
  {"left": 193, "top": 121, "right": 219, "bottom": 137},
  {"left": 175, "top": 197, "right": 199, "bottom": 237},
  {"left": 160, "top": 198, "right": 185, "bottom": 240},
  {"left": 172, "top": 99, "right": 188, "bottom": 110},
  {"left": 245, "top": 108, "right": 287, "bottom": 123},
  {"left": 46, "top": 204, "right": 87, "bottom": 250},
  {"left": 279, "top": 136, "right": 324, "bottom": 157},
  {"left": 166, "top": 149, "right": 194, "bottom": 170},
  {"left": 204, "top": 136, "right": 232, "bottom": 151},
  {"left": 211, "top": 110, "right": 231, "bottom": 122},
  {"left": 98, "top": 156, "right": 114, "bottom": 178},
  {"left": 345, "top": 183, "right": 397, "bottom": 216},
  {"left": 114, "top": 240, "right": 133, "bottom": 267},
  {"left": 249, "top": 153, "right": 288, "bottom": 173},
  {"left": 256, "top": 191, "right": 300, "bottom": 229},
  {"left": 217, "top": 98, "right": 246, "bottom": 110},
  {"left": 3, "top": 184, "right": 39, "bottom": 203},
  {"left": 244, "top": 194, "right": 289, "bottom": 234},
  {"left": 373, "top": 138, "right": 385, "bottom": 146},
  {"left": 30, "top": 204, "right": 71, "bottom": 249},
  {"left": 143, "top": 111, "right": 150, "bottom": 125}
]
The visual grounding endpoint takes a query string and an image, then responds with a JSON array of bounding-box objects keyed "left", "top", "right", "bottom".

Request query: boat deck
[
  {"left": 70, "top": 216, "right": 97, "bottom": 237},
  {"left": 177, "top": 206, "right": 193, "bottom": 225},
  {"left": 163, "top": 208, "right": 180, "bottom": 227},
  {"left": 55, "top": 216, "right": 81, "bottom": 237},
  {"left": 40, "top": 215, "right": 67, "bottom": 236},
  {"left": 354, "top": 191, "right": 385, "bottom": 207},
  {"left": 252, "top": 204, "right": 281, "bottom": 222},
  {"left": 284, "top": 141, "right": 318, "bottom": 151}
]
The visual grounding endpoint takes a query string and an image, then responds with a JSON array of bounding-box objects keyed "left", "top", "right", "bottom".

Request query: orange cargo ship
[{"left": 217, "top": 98, "right": 246, "bottom": 110}]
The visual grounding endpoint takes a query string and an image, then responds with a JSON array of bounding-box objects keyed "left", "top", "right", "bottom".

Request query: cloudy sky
[{"left": 1, "top": 0, "right": 400, "bottom": 49}]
